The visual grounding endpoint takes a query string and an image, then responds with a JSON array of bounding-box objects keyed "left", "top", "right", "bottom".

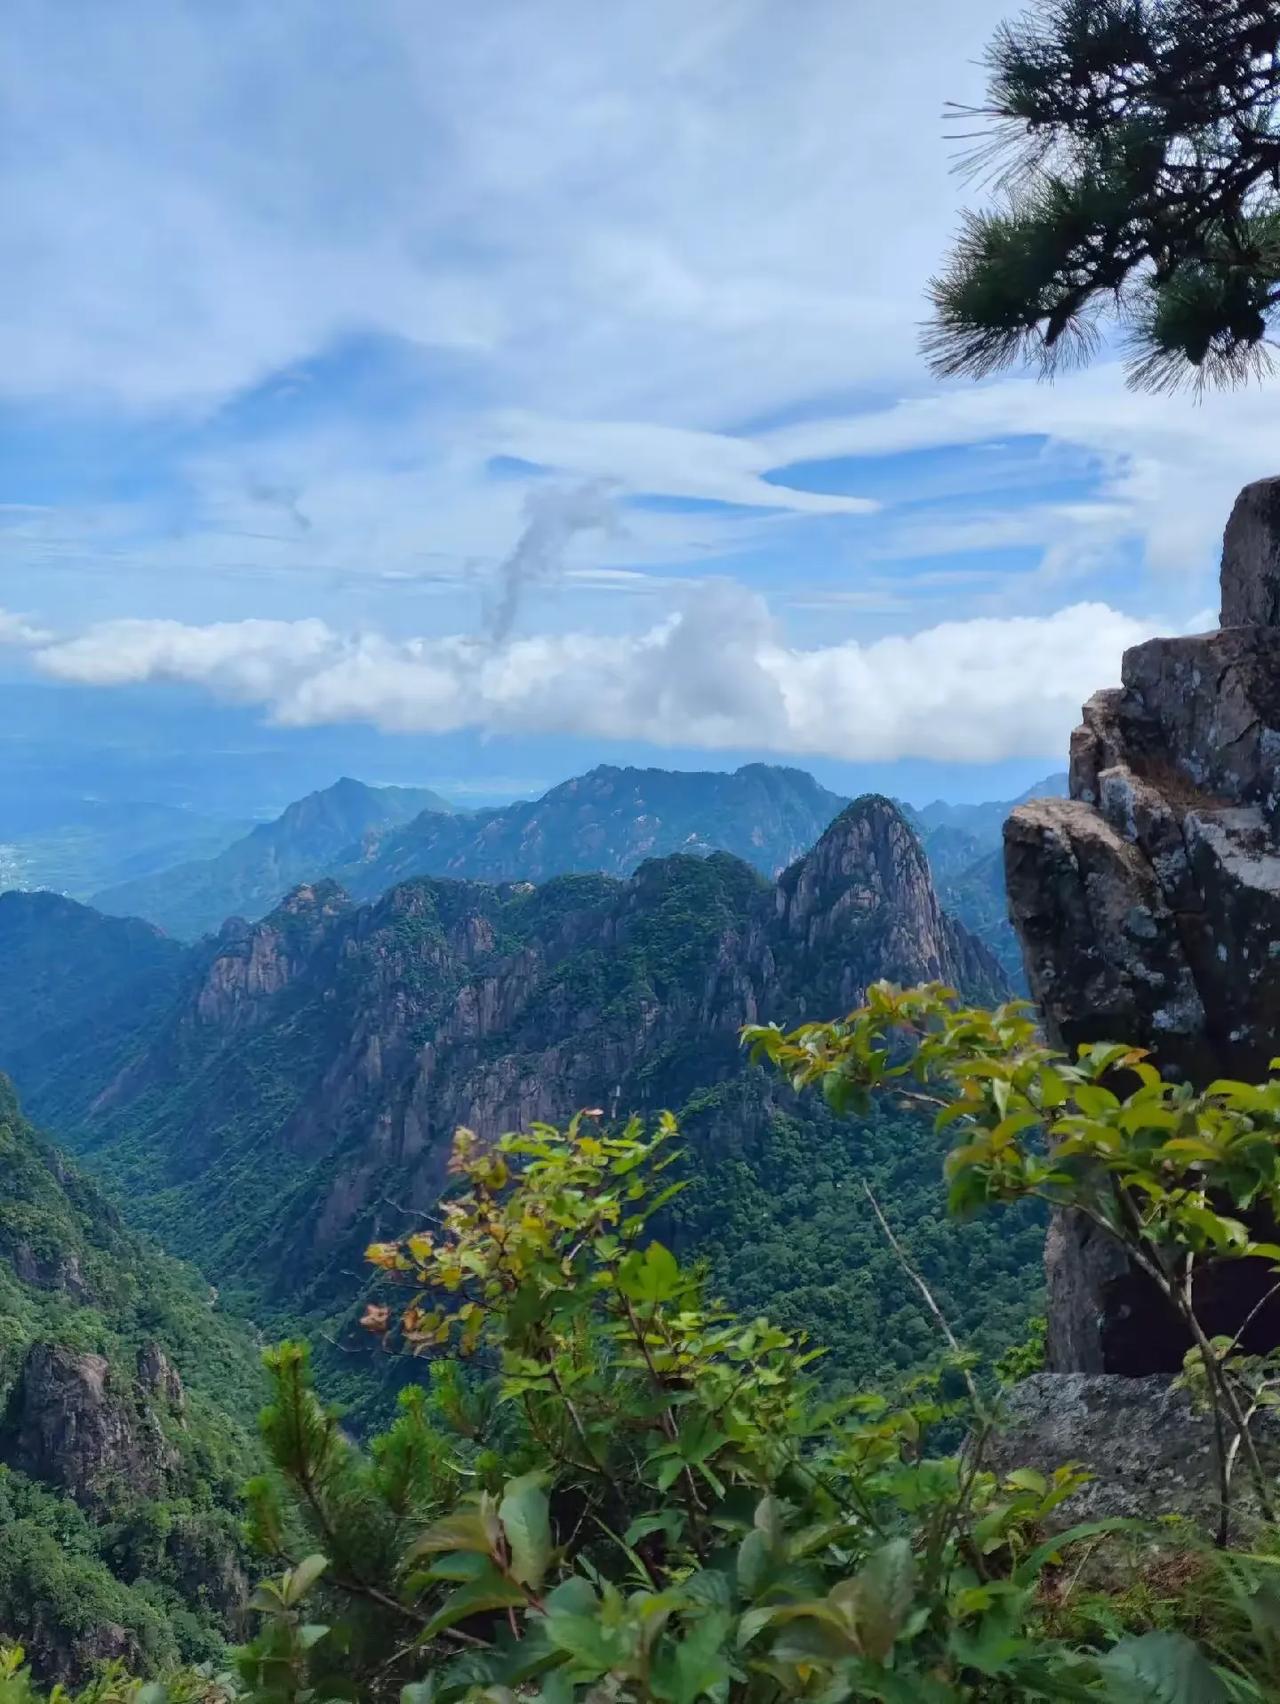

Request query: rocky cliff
[
  {"left": 1006, "top": 476, "right": 1280, "bottom": 1373},
  {"left": 0, "top": 1078, "right": 260, "bottom": 1680}
]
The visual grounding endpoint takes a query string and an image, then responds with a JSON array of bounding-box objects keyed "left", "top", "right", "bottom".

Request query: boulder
[
  {"left": 1221, "top": 475, "right": 1280, "bottom": 626},
  {"left": 136, "top": 1339, "right": 186, "bottom": 1412}
]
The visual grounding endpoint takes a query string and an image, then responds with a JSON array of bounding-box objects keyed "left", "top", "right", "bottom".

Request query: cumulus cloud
[
  {"left": 38, "top": 616, "right": 336, "bottom": 695},
  {"left": 31, "top": 589, "right": 1157, "bottom": 763}
]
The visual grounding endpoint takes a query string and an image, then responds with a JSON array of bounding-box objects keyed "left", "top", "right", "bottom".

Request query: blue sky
[{"left": 0, "top": 0, "right": 1271, "bottom": 805}]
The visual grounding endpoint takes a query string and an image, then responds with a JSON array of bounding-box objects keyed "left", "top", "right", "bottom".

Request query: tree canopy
[{"left": 926, "top": 1, "right": 1280, "bottom": 391}]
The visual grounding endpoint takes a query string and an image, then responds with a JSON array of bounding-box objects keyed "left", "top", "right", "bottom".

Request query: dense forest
[{"left": 0, "top": 1080, "right": 263, "bottom": 1677}]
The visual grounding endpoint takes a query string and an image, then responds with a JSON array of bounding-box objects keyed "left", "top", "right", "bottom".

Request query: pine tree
[{"left": 926, "top": 1, "right": 1280, "bottom": 391}]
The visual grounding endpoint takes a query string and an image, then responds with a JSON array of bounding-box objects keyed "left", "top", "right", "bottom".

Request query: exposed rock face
[
  {"left": 5, "top": 1237, "right": 89, "bottom": 1298},
  {"left": 18, "top": 1614, "right": 140, "bottom": 1689},
  {"left": 1221, "top": 475, "right": 1280, "bottom": 626},
  {"left": 9, "top": 1342, "right": 179, "bottom": 1511},
  {"left": 137, "top": 1339, "right": 186, "bottom": 1411},
  {"left": 774, "top": 796, "right": 996, "bottom": 1006},
  {"left": 988, "top": 1373, "right": 1280, "bottom": 1536},
  {"left": 1006, "top": 478, "right": 1280, "bottom": 1371},
  {"left": 193, "top": 881, "right": 352, "bottom": 1030}
]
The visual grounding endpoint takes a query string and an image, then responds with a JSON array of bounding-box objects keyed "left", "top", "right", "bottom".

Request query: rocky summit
[{"left": 1006, "top": 476, "right": 1280, "bottom": 1375}]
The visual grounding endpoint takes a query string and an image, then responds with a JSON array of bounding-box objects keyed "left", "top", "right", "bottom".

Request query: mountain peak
[
  {"left": 777, "top": 793, "right": 1002, "bottom": 1008},
  {"left": 93, "top": 778, "right": 450, "bottom": 940}
]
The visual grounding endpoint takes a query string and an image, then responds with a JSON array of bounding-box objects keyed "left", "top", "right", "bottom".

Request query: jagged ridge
[{"left": 41, "top": 801, "right": 1000, "bottom": 1298}]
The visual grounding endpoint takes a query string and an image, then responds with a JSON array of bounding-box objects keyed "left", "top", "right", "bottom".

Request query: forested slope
[{"left": 0, "top": 1079, "right": 263, "bottom": 1681}]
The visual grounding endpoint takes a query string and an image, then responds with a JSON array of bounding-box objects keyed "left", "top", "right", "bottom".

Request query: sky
[{"left": 1, "top": 0, "right": 1273, "bottom": 807}]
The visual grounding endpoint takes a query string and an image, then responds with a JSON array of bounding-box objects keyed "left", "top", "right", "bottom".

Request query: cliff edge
[{"left": 1006, "top": 476, "right": 1280, "bottom": 1372}]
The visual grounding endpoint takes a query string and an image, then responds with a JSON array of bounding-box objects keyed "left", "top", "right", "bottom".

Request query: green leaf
[
  {"left": 428, "top": 1550, "right": 494, "bottom": 1583},
  {"left": 1179, "top": 1205, "right": 1248, "bottom": 1249},
  {"left": 1038, "top": 1067, "right": 1069, "bottom": 1108},
  {"left": 737, "top": 1528, "right": 771, "bottom": 1597},
  {"left": 947, "top": 1584, "right": 1032, "bottom": 1675},
  {"left": 1074, "top": 1083, "right": 1119, "bottom": 1117},
  {"left": 500, "top": 1471, "right": 552, "bottom": 1590},
  {"left": 683, "top": 1569, "right": 733, "bottom": 1611},
  {"left": 544, "top": 1612, "right": 631, "bottom": 1674},
  {"left": 735, "top": 1605, "right": 776, "bottom": 1649},
  {"left": 617, "top": 1240, "right": 681, "bottom": 1302},
  {"left": 851, "top": 1536, "right": 915, "bottom": 1663},
  {"left": 1095, "top": 1630, "right": 1229, "bottom": 1701},
  {"left": 284, "top": 1553, "right": 328, "bottom": 1606},
  {"left": 650, "top": 1610, "right": 731, "bottom": 1704},
  {"left": 424, "top": 1566, "right": 527, "bottom": 1639},
  {"left": 624, "top": 1510, "right": 684, "bottom": 1548},
  {"left": 1013, "top": 1518, "right": 1145, "bottom": 1585},
  {"left": 412, "top": 1503, "right": 500, "bottom": 1560},
  {"left": 543, "top": 1577, "right": 599, "bottom": 1616}
]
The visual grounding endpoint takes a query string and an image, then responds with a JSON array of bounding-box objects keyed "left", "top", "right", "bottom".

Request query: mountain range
[
  {"left": 92, "top": 764, "right": 844, "bottom": 940},
  {"left": 0, "top": 794, "right": 1040, "bottom": 1418},
  {"left": 86, "top": 762, "right": 1064, "bottom": 986},
  {"left": 93, "top": 776, "right": 453, "bottom": 939},
  {"left": 0, "top": 786, "right": 1051, "bottom": 1673}
]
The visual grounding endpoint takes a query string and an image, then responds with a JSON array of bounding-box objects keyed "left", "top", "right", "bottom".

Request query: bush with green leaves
[
  {"left": 21, "top": 989, "right": 1280, "bottom": 1699},
  {"left": 746, "top": 982, "right": 1280, "bottom": 1547},
  {"left": 207, "top": 1107, "right": 1280, "bottom": 1700}
]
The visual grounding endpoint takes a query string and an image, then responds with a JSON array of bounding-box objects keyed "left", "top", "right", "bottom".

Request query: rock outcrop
[
  {"left": 988, "top": 1373, "right": 1280, "bottom": 1532},
  {"left": 9, "top": 1342, "right": 180, "bottom": 1511},
  {"left": 1006, "top": 475, "right": 1280, "bottom": 1371}
]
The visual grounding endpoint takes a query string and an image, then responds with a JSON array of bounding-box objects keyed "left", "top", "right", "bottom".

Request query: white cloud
[
  {"left": 6, "top": 0, "right": 1274, "bottom": 665},
  {"left": 31, "top": 589, "right": 1156, "bottom": 763},
  {"left": 38, "top": 616, "right": 336, "bottom": 694},
  {"left": 0, "top": 0, "right": 1002, "bottom": 419},
  {"left": 485, "top": 414, "right": 876, "bottom": 515},
  {"left": 0, "top": 608, "right": 53, "bottom": 645},
  {"left": 761, "top": 368, "right": 1280, "bottom": 584}
]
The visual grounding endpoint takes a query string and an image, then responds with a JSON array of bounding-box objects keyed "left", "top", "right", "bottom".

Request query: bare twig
[{"left": 862, "top": 1182, "right": 982, "bottom": 1412}]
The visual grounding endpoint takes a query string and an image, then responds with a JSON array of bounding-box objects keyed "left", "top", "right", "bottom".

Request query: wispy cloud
[
  {"left": 0, "top": 608, "right": 53, "bottom": 645},
  {"left": 2, "top": 0, "right": 1267, "bottom": 764},
  {"left": 485, "top": 481, "right": 618, "bottom": 641},
  {"left": 0, "top": 0, "right": 998, "bottom": 419}
]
